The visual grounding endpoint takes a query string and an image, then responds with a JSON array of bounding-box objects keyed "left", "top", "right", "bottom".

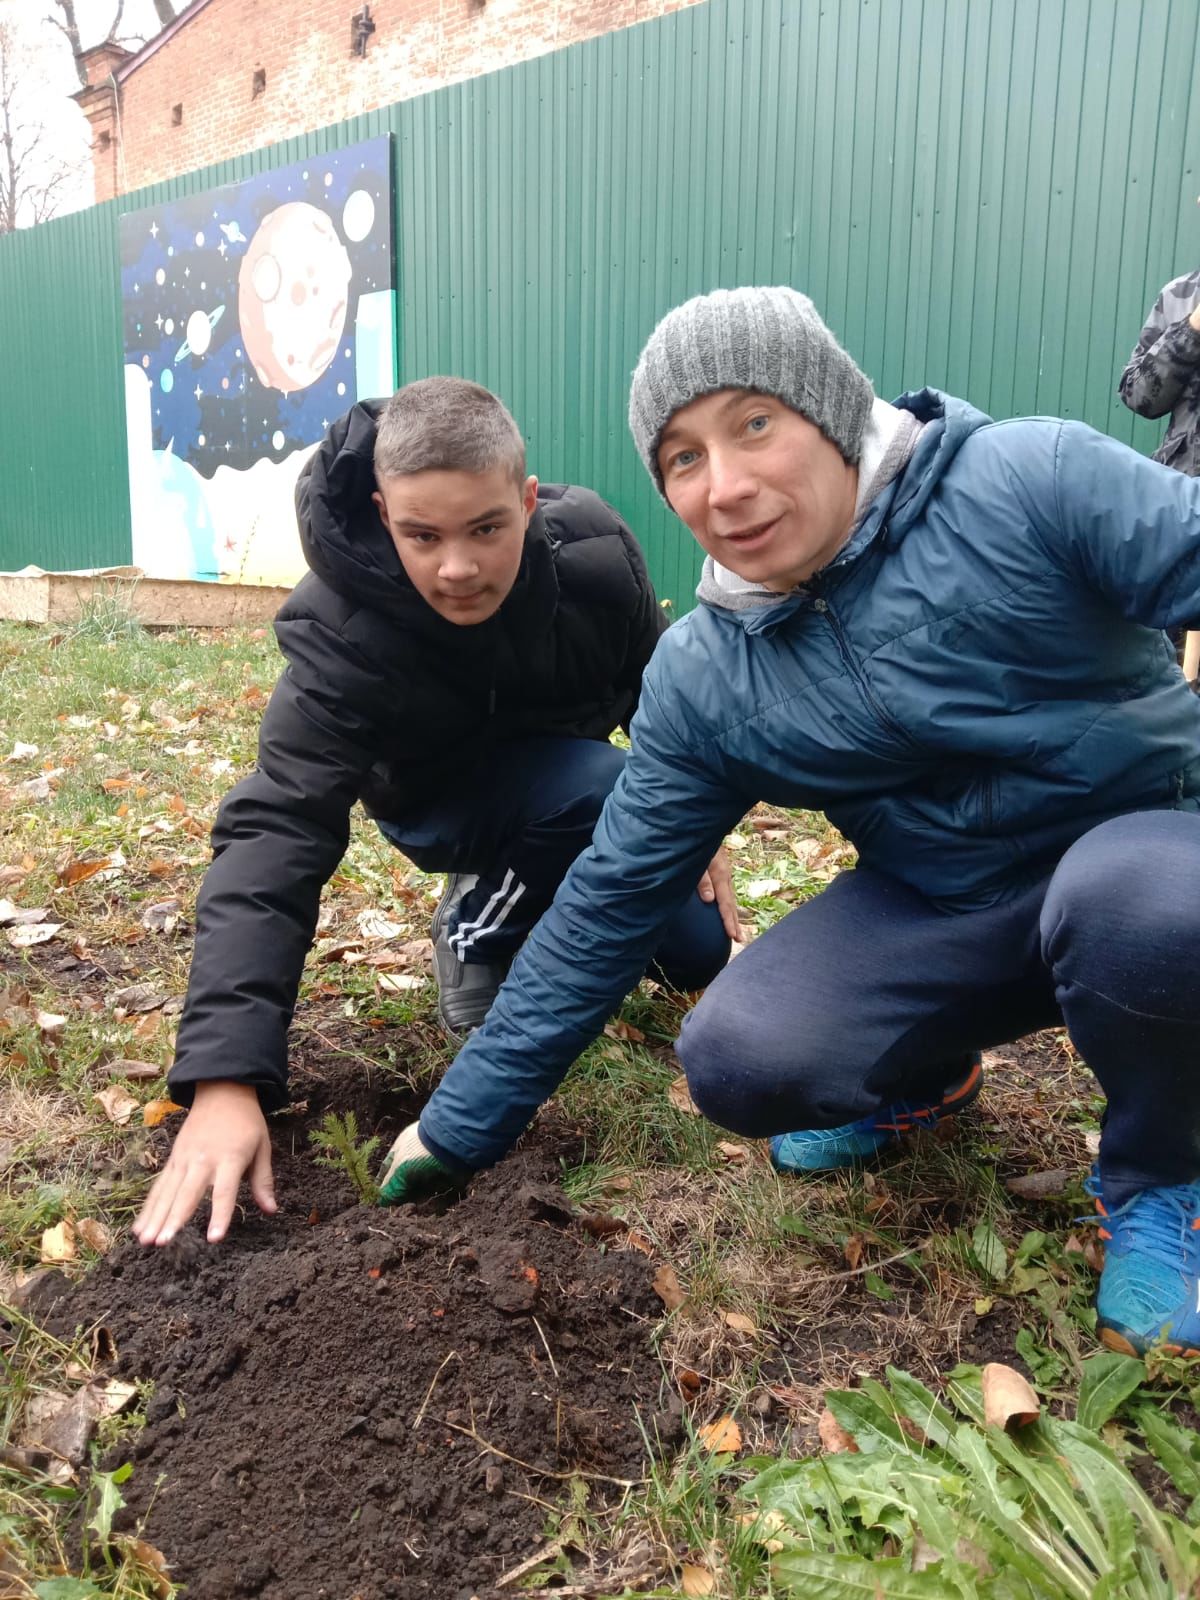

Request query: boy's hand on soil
[
  {"left": 378, "top": 1122, "right": 456, "bottom": 1205},
  {"left": 133, "top": 1081, "right": 277, "bottom": 1246}
]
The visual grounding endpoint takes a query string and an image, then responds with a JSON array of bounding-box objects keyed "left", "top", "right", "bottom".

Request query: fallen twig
[
  {"left": 496, "top": 1534, "right": 569, "bottom": 1588},
  {"left": 411, "top": 1350, "right": 460, "bottom": 1428},
  {"left": 531, "top": 1316, "right": 559, "bottom": 1380},
  {"left": 820, "top": 1238, "right": 932, "bottom": 1282},
  {"left": 437, "top": 1417, "right": 648, "bottom": 1487}
]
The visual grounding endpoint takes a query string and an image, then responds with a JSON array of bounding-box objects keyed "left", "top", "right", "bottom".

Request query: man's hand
[
  {"left": 378, "top": 1121, "right": 456, "bottom": 1204},
  {"left": 697, "top": 843, "right": 742, "bottom": 942},
  {"left": 133, "top": 1080, "right": 276, "bottom": 1246}
]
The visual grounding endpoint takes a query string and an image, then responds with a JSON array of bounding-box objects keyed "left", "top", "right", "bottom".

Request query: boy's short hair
[{"left": 374, "top": 377, "right": 527, "bottom": 484}]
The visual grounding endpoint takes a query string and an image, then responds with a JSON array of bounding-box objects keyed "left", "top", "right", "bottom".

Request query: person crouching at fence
[
  {"left": 386, "top": 286, "right": 1200, "bottom": 1360},
  {"left": 133, "top": 375, "right": 735, "bottom": 1249}
]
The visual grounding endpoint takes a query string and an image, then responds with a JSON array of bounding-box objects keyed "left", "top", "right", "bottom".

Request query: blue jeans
[
  {"left": 676, "top": 811, "right": 1200, "bottom": 1207},
  {"left": 378, "top": 736, "right": 729, "bottom": 991}
]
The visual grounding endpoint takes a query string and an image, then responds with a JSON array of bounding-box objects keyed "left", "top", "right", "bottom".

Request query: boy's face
[
  {"left": 657, "top": 390, "right": 858, "bottom": 591},
  {"left": 373, "top": 467, "right": 537, "bottom": 625}
]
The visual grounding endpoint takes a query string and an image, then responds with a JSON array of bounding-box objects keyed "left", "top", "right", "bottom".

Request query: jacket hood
[
  {"left": 294, "top": 400, "right": 558, "bottom": 639},
  {"left": 699, "top": 389, "right": 992, "bottom": 636}
]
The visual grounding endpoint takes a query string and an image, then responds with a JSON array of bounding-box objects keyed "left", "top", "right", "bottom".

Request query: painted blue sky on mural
[{"left": 120, "top": 136, "right": 393, "bottom": 479}]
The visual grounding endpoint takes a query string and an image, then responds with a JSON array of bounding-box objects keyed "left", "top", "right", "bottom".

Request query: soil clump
[{"left": 32, "top": 1064, "right": 667, "bottom": 1600}]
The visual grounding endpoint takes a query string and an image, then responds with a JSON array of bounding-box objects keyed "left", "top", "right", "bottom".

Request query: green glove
[{"left": 378, "top": 1121, "right": 456, "bottom": 1205}]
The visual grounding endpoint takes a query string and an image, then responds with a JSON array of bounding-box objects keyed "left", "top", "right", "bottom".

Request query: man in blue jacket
[{"left": 387, "top": 285, "right": 1200, "bottom": 1358}]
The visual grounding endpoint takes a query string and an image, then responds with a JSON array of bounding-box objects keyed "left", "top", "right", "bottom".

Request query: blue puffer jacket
[{"left": 419, "top": 389, "right": 1200, "bottom": 1173}]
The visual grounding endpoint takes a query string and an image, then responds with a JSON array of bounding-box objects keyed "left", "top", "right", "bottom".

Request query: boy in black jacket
[{"left": 134, "top": 378, "right": 734, "bottom": 1247}]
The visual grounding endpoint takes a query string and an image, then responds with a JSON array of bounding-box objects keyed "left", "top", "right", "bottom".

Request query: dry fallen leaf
[
  {"left": 1004, "top": 1169, "right": 1073, "bottom": 1201},
  {"left": 721, "top": 1311, "right": 758, "bottom": 1336},
  {"left": 667, "top": 1073, "right": 701, "bottom": 1116},
  {"left": 737, "top": 1508, "right": 787, "bottom": 1554},
  {"left": 698, "top": 1415, "right": 743, "bottom": 1455},
  {"left": 22, "top": 1388, "right": 95, "bottom": 1464},
  {"left": 106, "top": 1058, "right": 162, "bottom": 1080},
  {"left": 56, "top": 853, "right": 119, "bottom": 887},
  {"left": 357, "top": 909, "right": 407, "bottom": 940},
  {"left": 842, "top": 1233, "right": 865, "bottom": 1270},
  {"left": 677, "top": 1368, "right": 703, "bottom": 1398},
  {"left": 94, "top": 1085, "right": 139, "bottom": 1125},
  {"left": 35, "top": 1010, "right": 67, "bottom": 1037},
  {"left": 113, "top": 1537, "right": 172, "bottom": 1600},
  {"left": 75, "top": 1218, "right": 113, "bottom": 1255},
  {"left": 93, "top": 1379, "right": 139, "bottom": 1416},
  {"left": 7, "top": 922, "right": 63, "bottom": 948},
  {"left": 40, "top": 1219, "right": 77, "bottom": 1263},
  {"left": 680, "top": 1562, "right": 716, "bottom": 1596},
  {"left": 626, "top": 1230, "right": 654, "bottom": 1255},
  {"left": 715, "top": 1140, "right": 749, "bottom": 1164},
  {"left": 142, "top": 1098, "right": 185, "bottom": 1127},
  {"left": 744, "top": 877, "right": 782, "bottom": 900},
  {"left": 604, "top": 1018, "right": 647, "bottom": 1043},
  {"left": 652, "top": 1263, "right": 687, "bottom": 1310},
  {"left": 140, "top": 899, "right": 181, "bottom": 933},
  {"left": 377, "top": 972, "right": 426, "bottom": 992},
  {"left": 578, "top": 1212, "right": 627, "bottom": 1238},
  {"left": 818, "top": 1407, "right": 859, "bottom": 1454},
  {"left": 108, "top": 983, "right": 170, "bottom": 1014},
  {"left": 982, "top": 1362, "right": 1041, "bottom": 1430}
]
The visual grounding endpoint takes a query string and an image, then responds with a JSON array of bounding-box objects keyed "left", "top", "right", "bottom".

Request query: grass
[{"left": 1, "top": 618, "right": 1198, "bottom": 1596}]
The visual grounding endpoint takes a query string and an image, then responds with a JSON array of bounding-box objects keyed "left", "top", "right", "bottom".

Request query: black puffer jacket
[{"left": 168, "top": 401, "right": 666, "bottom": 1109}]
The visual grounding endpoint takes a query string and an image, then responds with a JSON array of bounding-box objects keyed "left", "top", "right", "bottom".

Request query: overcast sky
[{"left": 2, "top": 0, "right": 171, "bottom": 223}]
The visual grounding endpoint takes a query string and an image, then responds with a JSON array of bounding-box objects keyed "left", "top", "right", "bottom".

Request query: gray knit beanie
[{"left": 629, "top": 286, "right": 874, "bottom": 496}]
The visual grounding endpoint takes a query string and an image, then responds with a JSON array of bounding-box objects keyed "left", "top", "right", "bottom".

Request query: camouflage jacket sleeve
[{"left": 1119, "top": 277, "right": 1200, "bottom": 420}]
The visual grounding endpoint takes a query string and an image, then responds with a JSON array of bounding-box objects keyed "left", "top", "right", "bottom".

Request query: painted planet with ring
[{"left": 174, "top": 303, "right": 226, "bottom": 364}]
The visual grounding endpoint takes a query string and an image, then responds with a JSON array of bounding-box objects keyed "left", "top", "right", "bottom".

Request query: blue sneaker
[
  {"left": 1087, "top": 1170, "right": 1200, "bottom": 1357},
  {"left": 768, "top": 1057, "right": 984, "bottom": 1173}
]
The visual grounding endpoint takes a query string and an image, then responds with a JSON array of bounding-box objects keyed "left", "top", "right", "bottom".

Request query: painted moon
[{"left": 237, "top": 202, "right": 352, "bottom": 395}]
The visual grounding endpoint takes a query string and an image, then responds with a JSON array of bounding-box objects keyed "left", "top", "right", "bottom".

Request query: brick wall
[{"left": 87, "top": 0, "right": 704, "bottom": 203}]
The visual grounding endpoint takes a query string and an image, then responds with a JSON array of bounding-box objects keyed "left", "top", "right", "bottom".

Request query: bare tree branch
[
  {"left": 0, "top": 19, "right": 86, "bottom": 232},
  {"left": 47, "top": 0, "right": 86, "bottom": 89}
]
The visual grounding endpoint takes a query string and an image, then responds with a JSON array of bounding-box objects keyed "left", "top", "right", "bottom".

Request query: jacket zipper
[{"left": 810, "top": 592, "right": 925, "bottom": 756}]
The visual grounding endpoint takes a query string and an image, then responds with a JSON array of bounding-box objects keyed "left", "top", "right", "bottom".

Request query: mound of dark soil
[{"left": 32, "top": 1068, "right": 669, "bottom": 1600}]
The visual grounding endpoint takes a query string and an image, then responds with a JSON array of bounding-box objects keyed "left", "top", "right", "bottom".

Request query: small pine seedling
[{"left": 308, "top": 1111, "right": 381, "bottom": 1206}]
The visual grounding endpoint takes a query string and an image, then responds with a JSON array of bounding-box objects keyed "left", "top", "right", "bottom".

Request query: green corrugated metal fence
[{"left": 2, "top": 0, "right": 1198, "bottom": 606}]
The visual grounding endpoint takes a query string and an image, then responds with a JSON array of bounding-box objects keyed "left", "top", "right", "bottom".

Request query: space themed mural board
[{"left": 119, "top": 135, "right": 395, "bottom": 587}]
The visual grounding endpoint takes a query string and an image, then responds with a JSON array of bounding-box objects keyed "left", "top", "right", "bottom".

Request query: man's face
[
  {"left": 657, "top": 391, "right": 859, "bottom": 591},
  {"left": 373, "top": 467, "right": 537, "bottom": 625}
]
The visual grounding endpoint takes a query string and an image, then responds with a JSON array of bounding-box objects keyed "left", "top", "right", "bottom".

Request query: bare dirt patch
[{"left": 29, "top": 1059, "right": 671, "bottom": 1600}]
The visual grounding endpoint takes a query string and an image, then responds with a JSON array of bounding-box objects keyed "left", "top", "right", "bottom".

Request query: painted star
[
  {"left": 194, "top": 385, "right": 203, "bottom": 400},
  {"left": 223, "top": 536, "right": 237, "bottom": 553},
  {"left": 155, "top": 313, "right": 164, "bottom": 330},
  {"left": 218, "top": 240, "right": 228, "bottom": 257},
  {"left": 149, "top": 220, "right": 159, "bottom": 238}
]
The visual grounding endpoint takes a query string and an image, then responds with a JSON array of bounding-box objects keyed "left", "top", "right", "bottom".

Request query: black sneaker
[{"left": 430, "top": 874, "right": 511, "bottom": 1043}]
